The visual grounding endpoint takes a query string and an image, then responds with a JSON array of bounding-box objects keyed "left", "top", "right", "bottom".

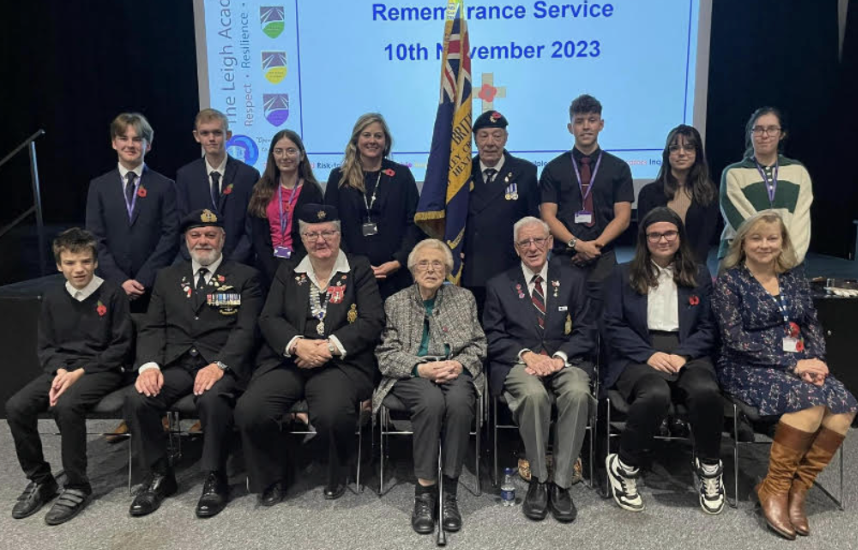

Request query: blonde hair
[
  {"left": 194, "top": 108, "right": 229, "bottom": 132},
  {"left": 722, "top": 210, "right": 798, "bottom": 273},
  {"left": 110, "top": 112, "right": 154, "bottom": 144},
  {"left": 338, "top": 113, "right": 393, "bottom": 192},
  {"left": 407, "top": 239, "right": 453, "bottom": 275}
]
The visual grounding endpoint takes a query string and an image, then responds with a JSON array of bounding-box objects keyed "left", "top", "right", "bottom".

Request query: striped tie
[{"left": 531, "top": 275, "right": 546, "bottom": 330}]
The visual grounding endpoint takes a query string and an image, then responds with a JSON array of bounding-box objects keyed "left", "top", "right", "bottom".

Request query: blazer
[
  {"left": 483, "top": 257, "right": 596, "bottom": 396},
  {"left": 249, "top": 180, "right": 324, "bottom": 288},
  {"left": 636, "top": 179, "right": 719, "bottom": 264},
  {"left": 135, "top": 259, "right": 264, "bottom": 384},
  {"left": 373, "top": 283, "right": 487, "bottom": 413},
  {"left": 462, "top": 151, "right": 540, "bottom": 288},
  {"left": 255, "top": 254, "right": 384, "bottom": 390},
  {"left": 175, "top": 156, "right": 260, "bottom": 264},
  {"left": 85, "top": 166, "right": 179, "bottom": 288},
  {"left": 602, "top": 262, "right": 716, "bottom": 390}
]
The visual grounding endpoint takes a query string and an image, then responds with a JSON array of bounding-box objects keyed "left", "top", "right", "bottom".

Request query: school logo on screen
[
  {"left": 263, "top": 94, "right": 290, "bottom": 127},
  {"left": 226, "top": 135, "right": 260, "bottom": 166},
  {"left": 260, "top": 6, "right": 285, "bottom": 38},
  {"left": 262, "top": 51, "right": 288, "bottom": 84}
]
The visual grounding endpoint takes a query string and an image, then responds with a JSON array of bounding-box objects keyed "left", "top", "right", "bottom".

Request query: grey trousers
[{"left": 504, "top": 364, "right": 592, "bottom": 488}]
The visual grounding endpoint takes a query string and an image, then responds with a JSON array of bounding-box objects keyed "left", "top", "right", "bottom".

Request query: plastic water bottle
[{"left": 500, "top": 467, "right": 516, "bottom": 506}]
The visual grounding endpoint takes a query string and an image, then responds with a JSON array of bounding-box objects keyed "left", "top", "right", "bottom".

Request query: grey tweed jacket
[{"left": 372, "top": 283, "right": 486, "bottom": 414}]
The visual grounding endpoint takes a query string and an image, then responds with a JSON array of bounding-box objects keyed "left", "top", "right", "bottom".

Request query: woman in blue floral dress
[{"left": 713, "top": 210, "right": 856, "bottom": 540}]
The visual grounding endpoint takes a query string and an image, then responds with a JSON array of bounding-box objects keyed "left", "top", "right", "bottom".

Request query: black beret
[
  {"left": 298, "top": 203, "right": 339, "bottom": 224},
  {"left": 473, "top": 110, "right": 508, "bottom": 132},
  {"left": 181, "top": 208, "right": 224, "bottom": 233}
]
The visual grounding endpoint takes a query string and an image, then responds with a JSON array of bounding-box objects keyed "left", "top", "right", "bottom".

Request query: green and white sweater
[{"left": 718, "top": 155, "right": 813, "bottom": 262}]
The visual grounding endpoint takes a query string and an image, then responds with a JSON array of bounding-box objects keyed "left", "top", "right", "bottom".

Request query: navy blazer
[
  {"left": 85, "top": 166, "right": 179, "bottom": 289},
  {"left": 483, "top": 257, "right": 597, "bottom": 396},
  {"left": 602, "top": 262, "right": 716, "bottom": 390},
  {"left": 175, "top": 156, "right": 260, "bottom": 264},
  {"left": 462, "top": 151, "right": 540, "bottom": 288}
]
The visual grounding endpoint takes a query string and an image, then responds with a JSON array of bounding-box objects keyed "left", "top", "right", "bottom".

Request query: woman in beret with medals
[{"left": 325, "top": 113, "right": 425, "bottom": 299}]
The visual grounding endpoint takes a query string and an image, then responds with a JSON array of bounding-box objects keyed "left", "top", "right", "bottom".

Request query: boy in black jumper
[{"left": 5, "top": 228, "right": 132, "bottom": 525}]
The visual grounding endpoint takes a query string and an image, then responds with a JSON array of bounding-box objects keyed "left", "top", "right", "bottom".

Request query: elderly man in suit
[
  {"left": 235, "top": 204, "right": 384, "bottom": 504},
  {"left": 85, "top": 112, "right": 179, "bottom": 313},
  {"left": 125, "top": 209, "right": 263, "bottom": 518},
  {"left": 175, "top": 108, "right": 260, "bottom": 264},
  {"left": 484, "top": 216, "right": 596, "bottom": 523},
  {"left": 461, "top": 110, "right": 539, "bottom": 316}
]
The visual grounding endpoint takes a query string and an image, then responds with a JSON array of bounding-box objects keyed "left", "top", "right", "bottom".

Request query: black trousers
[
  {"left": 614, "top": 332, "right": 723, "bottom": 467},
  {"left": 5, "top": 370, "right": 124, "bottom": 491},
  {"left": 568, "top": 248, "right": 616, "bottom": 316},
  {"left": 235, "top": 364, "right": 370, "bottom": 493},
  {"left": 124, "top": 358, "right": 238, "bottom": 473},
  {"left": 389, "top": 374, "right": 475, "bottom": 481}
]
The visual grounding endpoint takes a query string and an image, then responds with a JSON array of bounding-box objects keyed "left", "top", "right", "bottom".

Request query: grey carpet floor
[{"left": 1, "top": 420, "right": 856, "bottom": 550}]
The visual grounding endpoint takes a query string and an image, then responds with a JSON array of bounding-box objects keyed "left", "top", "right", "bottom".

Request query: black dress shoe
[
  {"left": 260, "top": 481, "right": 285, "bottom": 507},
  {"left": 669, "top": 416, "right": 690, "bottom": 439},
  {"left": 411, "top": 491, "right": 436, "bottom": 534},
  {"left": 129, "top": 472, "right": 177, "bottom": 517},
  {"left": 323, "top": 481, "right": 347, "bottom": 500},
  {"left": 12, "top": 477, "right": 58, "bottom": 519},
  {"left": 522, "top": 479, "right": 548, "bottom": 521},
  {"left": 196, "top": 472, "right": 229, "bottom": 518},
  {"left": 45, "top": 488, "right": 91, "bottom": 525},
  {"left": 548, "top": 483, "right": 577, "bottom": 523},
  {"left": 442, "top": 492, "right": 462, "bottom": 532}
]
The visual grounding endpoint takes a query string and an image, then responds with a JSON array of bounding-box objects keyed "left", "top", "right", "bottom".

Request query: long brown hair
[
  {"left": 248, "top": 129, "right": 319, "bottom": 218},
  {"left": 629, "top": 207, "right": 700, "bottom": 294},
  {"left": 337, "top": 113, "right": 393, "bottom": 192},
  {"left": 655, "top": 124, "right": 716, "bottom": 206}
]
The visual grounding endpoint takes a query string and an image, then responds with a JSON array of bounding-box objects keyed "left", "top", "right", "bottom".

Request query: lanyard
[
  {"left": 121, "top": 172, "right": 141, "bottom": 219},
  {"left": 773, "top": 294, "right": 791, "bottom": 325},
  {"left": 278, "top": 181, "right": 302, "bottom": 238},
  {"left": 571, "top": 151, "right": 603, "bottom": 202},
  {"left": 362, "top": 170, "right": 383, "bottom": 220},
  {"left": 754, "top": 159, "right": 779, "bottom": 206}
]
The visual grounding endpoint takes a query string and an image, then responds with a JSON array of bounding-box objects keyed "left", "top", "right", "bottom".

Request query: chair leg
[
  {"left": 732, "top": 404, "right": 739, "bottom": 508},
  {"left": 379, "top": 407, "right": 387, "bottom": 496},
  {"left": 588, "top": 417, "right": 595, "bottom": 489},
  {"left": 127, "top": 433, "right": 133, "bottom": 495},
  {"left": 604, "top": 398, "right": 612, "bottom": 498},
  {"left": 436, "top": 438, "right": 446, "bottom": 547},
  {"left": 475, "top": 394, "right": 482, "bottom": 496},
  {"left": 492, "top": 398, "right": 499, "bottom": 488},
  {"left": 355, "top": 423, "right": 363, "bottom": 493}
]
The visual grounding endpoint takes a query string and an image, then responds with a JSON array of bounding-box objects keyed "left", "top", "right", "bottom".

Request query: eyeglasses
[
  {"left": 515, "top": 237, "right": 549, "bottom": 249},
  {"left": 301, "top": 230, "right": 339, "bottom": 241},
  {"left": 646, "top": 230, "right": 679, "bottom": 243},
  {"left": 668, "top": 144, "right": 695, "bottom": 153},
  {"left": 415, "top": 260, "right": 445, "bottom": 272},
  {"left": 751, "top": 126, "right": 781, "bottom": 137}
]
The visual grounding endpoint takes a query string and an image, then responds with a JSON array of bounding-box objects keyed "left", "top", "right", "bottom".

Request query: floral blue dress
[{"left": 712, "top": 265, "right": 857, "bottom": 416}]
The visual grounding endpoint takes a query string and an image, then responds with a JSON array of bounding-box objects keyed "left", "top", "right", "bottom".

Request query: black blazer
[
  {"left": 463, "top": 151, "right": 540, "bottom": 288},
  {"left": 249, "top": 180, "right": 324, "bottom": 288},
  {"left": 324, "top": 159, "right": 424, "bottom": 298},
  {"left": 85, "top": 166, "right": 179, "bottom": 288},
  {"left": 136, "top": 259, "right": 264, "bottom": 384},
  {"left": 483, "top": 257, "right": 596, "bottom": 396},
  {"left": 255, "top": 254, "right": 384, "bottom": 392},
  {"left": 175, "top": 156, "right": 260, "bottom": 264},
  {"left": 601, "top": 262, "right": 716, "bottom": 390},
  {"left": 636, "top": 180, "right": 719, "bottom": 264}
]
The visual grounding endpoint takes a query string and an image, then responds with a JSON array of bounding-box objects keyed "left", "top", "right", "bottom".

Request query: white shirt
[
  {"left": 117, "top": 162, "right": 144, "bottom": 187},
  {"left": 479, "top": 155, "right": 505, "bottom": 182},
  {"left": 285, "top": 250, "right": 350, "bottom": 358},
  {"left": 646, "top": 262, "right": 680, "bottom": 332},
  {"left": 65, "top": 275, "right": 104, "bottom": 302},
  {"left": 205, "top": 156, "right": 228, "bottom": 193},
  {"left": 517, "top": 262, "right": 570, "bottom": 366}
]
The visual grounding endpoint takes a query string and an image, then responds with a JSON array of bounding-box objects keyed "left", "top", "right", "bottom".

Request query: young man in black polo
[
  {"left": 5, "top": 228, "right": 133, "bottom": 525},
  {"left": 540, "top": 94, "right": 634, "bottom": 311}
]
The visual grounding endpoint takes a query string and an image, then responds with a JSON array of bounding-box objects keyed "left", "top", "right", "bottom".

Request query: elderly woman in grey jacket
[{"left": 374, "top": 238, "right": 486, "bottom": 536}]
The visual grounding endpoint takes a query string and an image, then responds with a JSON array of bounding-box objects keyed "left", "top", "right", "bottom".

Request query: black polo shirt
[{"left": 539, "top": 147, "right": 634, "bottom": 252}]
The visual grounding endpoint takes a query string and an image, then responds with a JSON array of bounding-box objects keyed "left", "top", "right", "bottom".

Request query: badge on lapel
[
  {"left": 328, "top": 284, "right": 346, "bottom": 304},
  {"left": 504, "top": 182, "right": 519, "bottom": 201},
  {"left": 551, "top": 280, "right": 560, "bottom": 298},
  {"left": 295, "top": 274, "right": 308, "bottom": 285},
  {"left": 181, "top": 276, "right": 192, "bottom": 299},
  {"left": 223, "top": 183, "right": 234, "bottom": 195},
  {"left": 515, "top": 283, "right": 525, "bottom": 299},
  {"left": 564, "top": 313, "right": 573, "bottom": 335},
  {"left": 347, "top": 304, "right": 358, "bottom": 323}
]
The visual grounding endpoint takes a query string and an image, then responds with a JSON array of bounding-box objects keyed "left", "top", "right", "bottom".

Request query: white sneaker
[
  {"left": 606, "top": 453, "right": 644, "bottom": 512},
  {"left": 694, "top": 458, "right": 726, "bottom": 515}
]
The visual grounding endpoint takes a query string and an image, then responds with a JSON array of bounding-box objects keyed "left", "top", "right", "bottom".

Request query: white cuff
[
  {"left": 552, "top": 351, "right": 570, "bottom": 367},
  {"left": 329, "top": 336, "right": 347, "bottom": 358},
  {"left": 285, "top": 336, "right": 302, "bottom": 357},
  {"left": 517, "top": 348, "right": 532, "bottom": 363},
  {"left": 138, "top": 362, "right": 161, "bottom": 374}
]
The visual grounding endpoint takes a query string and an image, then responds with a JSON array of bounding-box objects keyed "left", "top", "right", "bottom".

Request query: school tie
[
  {"left": 210, "top": 171, "right": 221, "bottom": 208},
  {"left": 483, "top": 168, "right": 497, "bottom": 185},
  {"left": 579, "top": 156, "right": 595, "bottom": 227},
  {"left": 531, "top": 275, "right": 546, "bottom": 331},
  {"left": 125, "top": 172, "right": 136, "bottom": 205}
]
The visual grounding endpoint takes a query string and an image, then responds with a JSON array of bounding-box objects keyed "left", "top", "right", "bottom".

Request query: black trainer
[{"left": 11, "top": 477, "right": 58, "bottom": 520}]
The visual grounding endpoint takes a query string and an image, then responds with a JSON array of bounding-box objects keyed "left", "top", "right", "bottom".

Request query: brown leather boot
[
  {"left": 788, "top": 427, "right": 846, "bottom": 536},
  {"left": 756, "top": 422, "right": 816, "bottom": 540}
]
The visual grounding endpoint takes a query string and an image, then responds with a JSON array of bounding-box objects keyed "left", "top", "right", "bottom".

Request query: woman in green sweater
[{"left": 719, "top": 107, "right": 813, "bottom": 266}]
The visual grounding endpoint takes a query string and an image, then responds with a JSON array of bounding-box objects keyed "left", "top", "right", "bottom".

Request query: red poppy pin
[
  {"left": 788, "top": 322, "right": 801, "bottom": 338},
  {"left": 217, "top": 275, "right": 226, "bottom": 283},
  {"left": 137, "top": 186, "right": 147, "bottom": 198},
  {"left": 796, "top": 340, "right": 805, "bottom": 352},
  {"left": 383, "top": 168, "right": 395, "bottom": 177},
  {"left": 328, "top": 285, "right": 345, "bottom": 304},
  {"left": 96, "top": 300, "right": 107, "bottom": 317},
  {"left": 223, "top": 183, "right": 234, "bottom": 195},
  {"left": 688, "top": 295, "right": 700, "bottom": 306}
]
